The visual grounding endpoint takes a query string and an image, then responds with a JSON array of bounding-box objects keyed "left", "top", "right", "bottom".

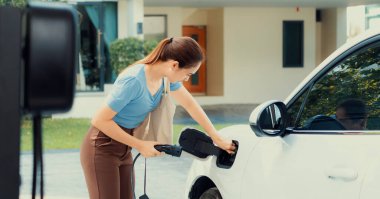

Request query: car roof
[{"left": 284, "top": 28, "right": 380, "bottom": 105}]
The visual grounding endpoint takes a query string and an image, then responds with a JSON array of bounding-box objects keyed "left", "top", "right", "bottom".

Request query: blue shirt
[{"left": 106, "top": 64, "right": 182, "bottom": 128}]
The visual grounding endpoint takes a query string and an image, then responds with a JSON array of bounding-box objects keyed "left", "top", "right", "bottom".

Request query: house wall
[
  {"left": 144, "top": 7, "right": 183, "bottom": 37},
  {"left": 144, "top": 7, "right": 317, "bottom": 104},
  {"left": 55, "top": 6, "right": 336, "bottom": 118},
  {"left": 221, "top": 7, "right": 316, "bottom": 104},
  {"left": 320, "top": 8, "right": 348, "bottom": 61},
  {"left": 118, "top": 0, "right": 144, "bottom": 38},
  {"left": 206, "top": 9, "right": 224, "bottom": 96},
  {"left": 144, "top": 7, "right": 225, "bottom": 97}
]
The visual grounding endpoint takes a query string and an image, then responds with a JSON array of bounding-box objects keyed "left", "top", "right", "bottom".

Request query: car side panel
[
  {"left": 359, "top": 156, "right": 380, "bottom": 199},
  {"left": 185, "top": 125, "right": 259, "bottom": 199},
  {"left": 241, "top": 134, "right": 380, "bottom": 199}
]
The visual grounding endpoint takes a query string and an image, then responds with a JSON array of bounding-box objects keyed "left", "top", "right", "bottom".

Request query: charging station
[{"left": 0, "top": 3, "right": 78, "bottom": 199}]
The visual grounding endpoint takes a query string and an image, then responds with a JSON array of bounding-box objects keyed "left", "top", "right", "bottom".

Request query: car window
[{"left": 288, "top": 43, "right": 380, "bottom": 131}]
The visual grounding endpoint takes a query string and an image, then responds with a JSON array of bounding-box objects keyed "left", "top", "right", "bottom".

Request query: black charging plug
[{"left": 154, "top": 144, "right": 182, "bottom": 157}]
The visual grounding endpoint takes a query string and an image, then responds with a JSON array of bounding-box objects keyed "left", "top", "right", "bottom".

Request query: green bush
[
  {"left": 144, "top": 39, "right": 159, "bottom": 55},
  {"left": 110, "top": 37, "right": 159, "bottom": 74},
  {"left": 0, "top": 0, "right": 27, "bottom": 7}
]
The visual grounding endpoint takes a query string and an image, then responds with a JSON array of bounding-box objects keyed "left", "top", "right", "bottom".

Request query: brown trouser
[{"left": 80, "top": 125, "right": 134, "bottom": 199}]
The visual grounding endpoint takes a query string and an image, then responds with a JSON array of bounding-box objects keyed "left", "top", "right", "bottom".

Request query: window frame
[{"left": 143, "top": 14, "right": 168, "bottom": 41}]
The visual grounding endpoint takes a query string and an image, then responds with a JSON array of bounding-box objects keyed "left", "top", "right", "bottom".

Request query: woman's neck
[{"left": 145, "top": 63, "right": 166, "bottom": 83}]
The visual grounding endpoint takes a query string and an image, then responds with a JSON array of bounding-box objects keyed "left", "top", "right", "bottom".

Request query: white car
[{"left": 184, "top": 29, "right": 380, "bottom": 199}]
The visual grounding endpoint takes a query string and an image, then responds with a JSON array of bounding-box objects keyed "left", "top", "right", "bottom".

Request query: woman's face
[{"left": 167, "top": 62, "right": 201, "bottom": 83}]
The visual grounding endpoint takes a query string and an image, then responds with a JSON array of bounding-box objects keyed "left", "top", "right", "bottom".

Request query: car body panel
[
  {"left": 241, "top": 133, "right": 380, "bottom": 199},
  {"left": 185, "top": 125, "right": 260, "bottom": 198},
  {"left": 360, "top": 156, "right": 380, "bottom": 199},
  {"left": 185, "top": 28, "right": 380, "bottom": 199}
]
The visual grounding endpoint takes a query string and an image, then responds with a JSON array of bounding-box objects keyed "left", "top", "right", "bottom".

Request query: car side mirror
[{"left": 249, "top": 100, "right": 287, "bottom": 137}]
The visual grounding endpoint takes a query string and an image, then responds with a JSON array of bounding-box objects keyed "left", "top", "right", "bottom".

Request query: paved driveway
[
  {"left": 20, "top": 149, "right": 193, "bottom": 199},
  {"left": 19, "top": 104, "right": 255, "bottom": 199}
]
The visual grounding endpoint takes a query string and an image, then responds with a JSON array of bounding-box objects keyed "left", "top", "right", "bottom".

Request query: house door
[{"left": 182, "top": 26, "right": 206, "bottom": 94}]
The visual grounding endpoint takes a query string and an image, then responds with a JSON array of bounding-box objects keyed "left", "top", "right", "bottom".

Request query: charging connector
[{"left": 154, "top": 144, "right": 182, "bottom": 157}]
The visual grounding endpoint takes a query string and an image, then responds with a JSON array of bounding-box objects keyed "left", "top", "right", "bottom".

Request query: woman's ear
[{"left": 170, "top": 60, "right": 180, "bottom": 70}]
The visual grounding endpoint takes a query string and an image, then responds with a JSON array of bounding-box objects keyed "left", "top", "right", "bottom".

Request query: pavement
[
  {"left": 20, "top": 150, "right": 193, "bottom": 199},
  {"left": 19, "top": 104, "right": 257, "bottom": 199}
]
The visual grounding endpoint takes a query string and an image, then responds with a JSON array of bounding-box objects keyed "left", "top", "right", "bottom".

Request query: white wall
[
  {"left": 144, "top": 7, "right": 183, "bottom": 37},
  {"left": 55, "top": 6, "right": 320, "bottom": 118},
  {"left": 347, "top": 6, "right": 366, "bottom": 40},
  {"left": 222, "top": 7, "right": 316, "bottom": 104},
  {"left": 144, "top": 7, "right": 317, "bottom": 105},
  {"left": 320, "top": 8, "right": 348, "bottom": 61},
  {"left": 336, "top": 7, "right": 348, "bottom": 47},
  {"left": 118, "top": 0, "right": 144, "bottom": 39}
]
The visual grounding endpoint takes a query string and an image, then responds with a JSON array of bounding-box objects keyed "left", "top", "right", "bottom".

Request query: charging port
[{"left": 216, "top": 140, "right": 239, "bottom": 169}]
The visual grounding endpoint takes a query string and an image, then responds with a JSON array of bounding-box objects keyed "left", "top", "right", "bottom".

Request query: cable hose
[
  {"left": 132, "top": 153, "right": 140, "bottom": 199},
  {"left": 132, "top": 153, "right": 149, "bottom": 199},
  {"left": 32, "top": 114, "right": 43, "bottom": 199}
]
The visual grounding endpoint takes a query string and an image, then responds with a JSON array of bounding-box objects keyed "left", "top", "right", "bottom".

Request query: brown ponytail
[{"left": 135, "top": 36, "right": 204, "bottom": 69}]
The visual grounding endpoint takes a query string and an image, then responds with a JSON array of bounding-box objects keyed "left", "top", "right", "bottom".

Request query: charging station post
[
  {"left": 0, "top": 6, "right": 23, "bottom": 199},
  {"left": 0, "top": 4, "right": 78, "bottom": 198}
]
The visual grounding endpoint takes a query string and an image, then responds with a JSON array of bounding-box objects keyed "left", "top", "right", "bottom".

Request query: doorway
[{"left": 182, "top": 26, "right": 206, "bottom": 94}]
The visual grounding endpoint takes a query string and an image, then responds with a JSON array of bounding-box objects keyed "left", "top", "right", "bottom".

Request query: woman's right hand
[{"left": 135, "top": 140, "right": 162, "bottom": 158}]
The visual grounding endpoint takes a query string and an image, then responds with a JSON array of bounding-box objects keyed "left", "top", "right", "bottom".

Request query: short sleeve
[
  {"left": 170, "top": 82, "right": 182, "bottom": 91},
  {"left": 106, "top": 77, "right": 142, "bottom": 113}
]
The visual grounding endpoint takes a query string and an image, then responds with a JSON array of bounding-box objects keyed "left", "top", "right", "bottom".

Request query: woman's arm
[
  {"left": 170, "top": 87, "right": 235, "bottom": 153},
  {"left": 91, "top": 105, "right": 160, "bottom": 157}
]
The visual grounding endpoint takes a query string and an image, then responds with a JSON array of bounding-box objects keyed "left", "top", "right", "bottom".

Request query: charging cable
[
  {"left": 132, "top": 153, "right": 140, "bottom": 199},
  {"left": 32, "top": 114, "right": 44, "bottom": 199},
  {"left": 132, "top": 153, "right": 149, "bottom": 199}
]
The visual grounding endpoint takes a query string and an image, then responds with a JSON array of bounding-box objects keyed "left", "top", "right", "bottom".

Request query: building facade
[{"left": 56, "top": 0, "right": 380, "bottom": 118}]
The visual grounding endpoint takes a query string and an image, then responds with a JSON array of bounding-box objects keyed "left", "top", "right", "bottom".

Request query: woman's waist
[{"left": 113, "top": 116, "right": 146, "bottom": 129}]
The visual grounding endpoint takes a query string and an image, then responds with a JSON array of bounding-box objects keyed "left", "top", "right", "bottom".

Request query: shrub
[
  {"left": 110, "top": 37, "right": 145, "bottom": 74},
  {"left": 110, "top": 37, "right": 159, "bottom": 74},
  {"left": 144, "top": 39, "right": 159, "bottom": 55},
  {"left": 0, "top": 0, "right": 27, "bottom": 7}
]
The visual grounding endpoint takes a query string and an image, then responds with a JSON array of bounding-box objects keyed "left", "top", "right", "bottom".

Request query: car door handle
[{"left": 325, "top": 167, "right": 358, "bottom": 181}]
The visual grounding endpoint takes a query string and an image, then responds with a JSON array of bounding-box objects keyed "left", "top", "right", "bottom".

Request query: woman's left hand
[{"left": 213, "top": 137, "right": 236, "bottom": 154}]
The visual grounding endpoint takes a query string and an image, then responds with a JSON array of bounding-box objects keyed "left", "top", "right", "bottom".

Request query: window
[
  {"left": 143, "top": 15, "right": 167, "bottom": 41},
  {"left": 365, "top": 5, "right": 380, "bottom": 30},
  {"left": 77, "top": 2, "right": 118, "bottom": 92},
  {"left": 283, "top": 21, "right": 304, "bottom": 67},
  {"left": 287, "top": 43, "right": 380, "bottom": 131}
]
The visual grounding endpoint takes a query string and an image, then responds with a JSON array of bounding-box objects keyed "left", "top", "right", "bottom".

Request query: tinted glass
[{"left": 290, "top": 43, "right": 380, "bottom": 131}]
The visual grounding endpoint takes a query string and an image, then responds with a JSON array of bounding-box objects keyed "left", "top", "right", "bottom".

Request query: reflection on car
[{"left": 184, "top": 29, "right": 380, "bottom": 199}]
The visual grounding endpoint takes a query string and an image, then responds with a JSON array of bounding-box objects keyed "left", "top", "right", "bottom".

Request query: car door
[{"left": 241, "top": 35, "right": 380, "bottom": 199}]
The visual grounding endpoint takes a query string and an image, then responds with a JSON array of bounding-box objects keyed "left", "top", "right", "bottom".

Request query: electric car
[{"left": 184, "top": 29, "right": 380, "bottom": 199}]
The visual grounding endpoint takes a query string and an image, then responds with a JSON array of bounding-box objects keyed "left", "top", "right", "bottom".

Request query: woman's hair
[{"left": 135, "top": 37, "right": 204, "bottom": 69}]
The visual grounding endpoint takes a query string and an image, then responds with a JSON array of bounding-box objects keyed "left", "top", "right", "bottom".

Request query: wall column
[
  {"left": 321, "top": 7, "right": 348, "bottom": 61},
  {"left": 336, "top": 7, "right": 347, "bottom": 48},
  {"left": 118, "top": 0, "right": 144, "bottom": 39}
]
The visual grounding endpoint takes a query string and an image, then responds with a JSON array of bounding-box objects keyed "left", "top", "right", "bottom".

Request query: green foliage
[
  {"left": 110, "top": 37, "right": 145, "bottom": 74},
  {"left": 144, "top": 39, "right": 159, "bottom": 55},
  {"left": 0, "top": 0, "right": 27, "bottom": 7},
  {"left": 110, "top": 37, "right": 159, "bottom": 74}
]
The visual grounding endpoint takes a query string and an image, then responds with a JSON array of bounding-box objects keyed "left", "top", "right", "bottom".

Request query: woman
[{"left": 80, "top": 37, "right": 235, "bottom": 199}]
